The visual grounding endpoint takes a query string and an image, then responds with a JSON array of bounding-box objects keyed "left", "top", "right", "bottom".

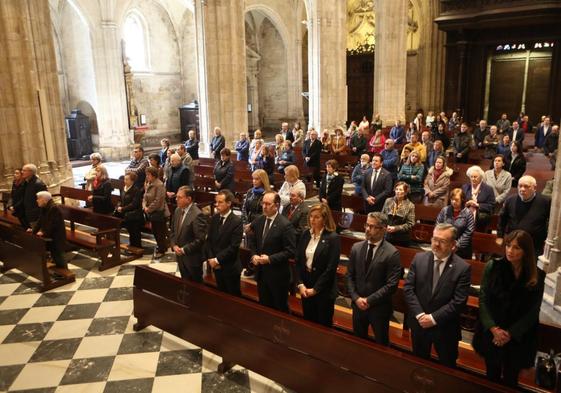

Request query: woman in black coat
[
  {"left": 294, "top": 203, "right": 340, "bottom": 327},
  {"left": 507, "top": 141, "right": 527, "bottom": 187},
  {"left": 472, "top": 229, "right": 545, "bottom": 387},
  {"left": 319, "top": 159, "right": 344, "bottom": 212},
  {"left": 213, "top": 148, "right": 235, "bottom": 192},
  {"left": 88, "top": 165, "right": 114, "bottom": 214},
  {"left": 9, "top": 168, "right": 25, "bottom": 221},
  {"left": 116, "top": 172, "right": 145, "bottom": 249}
]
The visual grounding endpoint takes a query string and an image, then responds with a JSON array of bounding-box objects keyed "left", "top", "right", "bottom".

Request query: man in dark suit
[
  {"left": 20, "top": 163, "right": 47, "bottom": 228},
  {"left": 507, "top": 121, "right": 525, "bottom": 144},
  {"left": 305, "top": 129, "right": 322, "bottom": 188},
  {"left": 248, "top": 191, "right": 296, "bottom": 312},
  {"left": 346, "top": 212, "right": 401, "bottom": 345},
  {"left": 170, "top": 186, "right": 208, "bottom": 282},
  {"left": 281, "top": 122, "right": 294, "bottom": 143},
  {"left": 204, "top": 190, "right": 243, "bottom": 296},
  {"left": 535, "top": 116, "right": 551, "bottom": 149},
  {"left": 361, "top": 154, "right": 393, "bottom": 213},
  {"left": 404, "top": 223, "right": 471, "bottom": 368},
  {"left": 281, "top": 189, "right": 309, "bottom": 241}
]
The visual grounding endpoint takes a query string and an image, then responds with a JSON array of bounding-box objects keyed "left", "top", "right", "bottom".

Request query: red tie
[{"left": 288, "top": 205, "right": 295, "bottom": 219}]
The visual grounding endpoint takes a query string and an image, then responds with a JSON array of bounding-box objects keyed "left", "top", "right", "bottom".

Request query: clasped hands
[
  {"left": 417, "top": 313, "right": 436, "bottom": 328},
  {"left": 251, "top": 254, "right": 270, "bottom": 265},
  {"left": 490, "top": 327, "right": 511, "bottom": 347},
  {"left": 355, "top": 297, "right": 369, "bottom": 311},
  {"left": 298, "top": 285, "right": 316, "bottom": 298}
]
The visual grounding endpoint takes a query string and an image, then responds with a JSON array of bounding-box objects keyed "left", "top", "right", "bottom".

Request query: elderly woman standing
[
  {"left": 84, "top": 153, "right": 102, "bottom": 191},
  {"left": 292, "top": 122, "right": 304, "bottom": 146},
  {"left": 382, "top": 182, "right": 416, "bottom": 246},
  {"left": 116, "top": 172, "right": 145, "bottom": 250},
  {"left": 423, "top": 156, "right": 453, "bottom": 207},
  {"left": 331, "top": 128, "right": 347, "bottom": 155},
  {"left": 320, "top": 129, "right": 332, "bottom": 154},
  {"left": 278, "top": 165, "right": 306, "bottom": 209},
  {"left": 398, "top": 150, "right": 425, "bottom": 203},
  {"left": 485, "top": 154, "right": 513, "bottom": 210},
  {"left": 250, "top": 129, "right": 265, "bottom": 150},
  {"left": 462, "top": 165, "right": 496, "bottom": 232},
  {"left": 277, "top": 140, "right": 296, "bottom": 174},
  {"left": 436, "top": 188, "right": 475, "bottom": 259},
  {"left": 143, "top": 166, "right": 169, "bottom": 259},
  {"left": 185, "top": 130, "right": 199, "bottom": 164},
  {"left": 88, "top": 165, "right": 114, "bottom": 214}
]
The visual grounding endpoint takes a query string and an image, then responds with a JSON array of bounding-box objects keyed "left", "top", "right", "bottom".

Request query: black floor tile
[
  {"left": 86, "top": 316, "right": 129, "bottom": 336},
  {"left": 202, "top": 370, "right": 251, "bottom": 393},
  {"left": 117, "top": 331, "right": 163, "bottom": 354},
  {"left": 0, "top": 296, "right": 5, "bottom": 306},
  {"left": 58, "top": 303, "right": 100, "bottom": 320},
  {"left": 29, "top": 338, "right": 82, "bottom": 362},
  {"left": 103, "top": 287, "right": 132, "bottom": 302},
  {"left": 69, "top": 268, "right": 89, "bottom": 278},
  {"left": 103, "top": 378, "right": 154, "bottom": 393},
  {"left": 9, "top": 387, "right": 57, "bottom": 393},
  {"left": 116, "top": 265, "right": 136, "bottom": 276},
  {"left": 60, "top": 356, "right": 115, "bottom": 385},
  {"left": 33, "top": 292, "right": 74, "bottom": 307},
  {"left": 0, "top": 273, "right": 27, "bottom": 284},
  {"left": 156, "top": 349, "right": 202, "bottom": 376},
  {"left": 0, "top": 364, "right": 25, "bottom": 391},
  {"left": 0, "top": 308, "right": 28, "bottom": 325},
  {"left": 3, "top": 322, "right": 53, "bottom": 343},
  {"left": 13, "top": 281, "right": 43, "bottom": 294},
  {"left": 78, "top": 277, "right": 114, "bottom": 290}
]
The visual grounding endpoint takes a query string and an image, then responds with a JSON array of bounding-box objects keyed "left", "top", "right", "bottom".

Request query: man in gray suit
[
  {"left": 281, "top": 189, "right": 309, "bottom": 241},
  {"left": 346, "top": 212, "right": 401, "bottom": 345},
  {"left": 170, "top": 186, "right": 208, "bottom": 282}
]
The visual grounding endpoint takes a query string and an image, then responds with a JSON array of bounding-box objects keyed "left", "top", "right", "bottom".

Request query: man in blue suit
[{"left": 535, "top": 116, "right": 551, "bottom": 149}]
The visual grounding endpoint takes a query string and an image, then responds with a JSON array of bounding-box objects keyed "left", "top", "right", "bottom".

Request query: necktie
[
  {"left": 371, "top": 169, "right": 379, "bottom": 190},
  {"left": 287, "top": 205, "right": 295, "bottom": 219},
  {"left": 365, "top": 243, "right": 375, "bottom": 271},
  {"left": 432, "top": 259, "right": 444, "bottom": 293},
  {"left": 262, "top": 218, "right": 272, "bottom": 244},
  {"left": 179, "top": 209, "right": 187, "bottom": 228},
  {"left": 220, "top": 216, "right": 225, "bottom": 226}
]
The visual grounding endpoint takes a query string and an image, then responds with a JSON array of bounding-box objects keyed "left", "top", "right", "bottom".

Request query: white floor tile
[
  {"left": 0, "top": 293, "right": 41, "bottom": 310},
  {"left": 160, "top": 332, "right": 199, "bottom": 351},
  {"left": 73, "top": 335, "right": 123, "bottom": 359},
  {"left": 201, "top": 349, "right": 222, "bottom": 373},
  {"left": 95, "top": 300, "right": 133, "bottom": 318},
  {"left": 0, "top": 341, "right": 41, "bottom": 366},
  {"left": 55, "top": 381, "right": 106, "bottom": 393},
  {"left": 68, "top": 289, "right": 109, "bottom": 305},
  {"left": 152, "top": 374, "right": 201, "bottom": 393},
  {"left": 110, "top": 275, "right": 134, "bottom": 288},
  {"left": 10, "top": 359, "right": 71, "bottom": 390},
  {"left": 107, "top": 352, "right": 159, "bottom": 381},
  {"left": 19, "top": 305, "right": 66, "bottom": 323},
  {"left": 0, "top": 324, "right": 14, "bottom": 343},
  {"left": 44, "top": 319, "right": 92, "bottom": 340},
  {"left": 50, "top": 278, "right": 85, "bottom": 293},
  {"left": 0, "top": 283, "right": 21, "bottom": 296}
]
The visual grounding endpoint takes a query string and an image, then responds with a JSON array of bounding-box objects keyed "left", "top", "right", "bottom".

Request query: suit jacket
[
  {"left": 461, "top": 182, "right": 495, "bottom": 215},
  {"left": 213, "top": 160, "right": 235, "bottom": 191},
  {"left": 281, "top": 202, "right": 309, "bottom": 240},
  {"left": 507, "top": 128, "right": 525, "bottom": 144},
  {"left": 170, "top": 204, "right": 208, "bottom": 269},
  {"left": 306, "top": 139, "right": 322, "bottom": 167},
  {"left": 319, "top": 174, "right": 344, "bottom": 211},
  {"left": 535, "top": 125, "right": 550, "bottom": 148},
  {"left": 22, "top": 175, "right": 47, "bottom": 223},
  {"left": 361, "top": 167, "right": 393, "bottom": 211},
  {"left": 248, "top": 213, "right": 296, "bottom": 283},
  {"left": 294, "top": 230, "right": 340, "bottom": 299},
  {"left": 203, "top": 212, "right": 243, "bottom": 275},
  {"left": 33, "top": 200, "right": 66, "bottom": 252},
  {"left": 346, "top": 239, "right": 401, "bottom": 314},
  {"left": 404, "top": 252, "right": 471, "bottom": 340},
  {"left": 210, "top": 135, "right": 226, "bottom": 159}
]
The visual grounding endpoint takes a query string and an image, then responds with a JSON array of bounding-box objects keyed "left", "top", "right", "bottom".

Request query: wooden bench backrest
[
  {"left": 59, "top": 186, "right": 120, "bottom": 206},
  {"left": 59, "top": 204, "right": 121, "bottom": 231}
]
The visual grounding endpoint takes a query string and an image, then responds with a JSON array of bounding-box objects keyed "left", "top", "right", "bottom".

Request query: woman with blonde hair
[
  {"left": 242, "top": 169, "right": 271, "bottom": 228},
  {"left": 320, "top": 129, "right": 332, "bottom": 154},
  {"left": 278, "top": 165, "right": 306, "bottom": 208},
  {"left": 88, "top": 164, "right": 114, "bottom": 214},
  {"left": 294, "top": 203, "right": 340, "bottom": 327},
  {"left": 84, "top": 152, "right": 102, "bottom": 191},
  {"left": 397, "top": 150, "right": 425, "bottom": 203}
]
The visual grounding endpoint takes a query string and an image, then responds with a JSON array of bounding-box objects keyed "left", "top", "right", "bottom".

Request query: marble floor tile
[
  {"left": 0, "top": 308, "right": 28, "bottom": 325},
  {"left": 107, "top": 352, "right": 159, "bottom": 381},
  {"left": 73, "top": 335, "right": 123, "bottom": 359},
  {"left": 160, "top": 331, "right": 200, "bottom": 352},
  {"left": 78, "top": 277, "right": 115, "bottom": 290},
  {"left": 48, "top": 278, "right": 85, "bottom": 293},
  {"left": 0, "top": 272, "right": 28, "bottom": 284},
  {"left": 115, "top": 265, "right": 136, "bottom": 276},
  {"left": 3, "top": 322, "right": 53, "bottom": 343},
  {"left": 0, "top": 282, "right": 21, "bottom": 296},
  {"left": 58, "top": 303, "right": 100, "bottom": 320},
  {"left": 103, "top": 378, "right": 154, "bottom": 393},
  {"left": 30, "top": 338, "right": 82, "bottom": 362},
  {"left": 84, "top": 266, "right": 121, "bottom": 278},
  {"left": 68, "top": 267, "right": 90, "bottom": 279},
  {"left": 0, "top": 364, "right": 25, "bottom": 391},
  {"left": 10, "top": 359, "right": 71, "bottom": 391},
  {"left": 68, "top": 289, "right": 109, "bottom": 305},
  {"left": 12, "top": 388, "right": 57, "bottom": 393},
  {"left": 0, "top": 324, "right": 14, "bottom": 342},
  {"left": 33, "top": 292, "right": 75, "bottom": 307},
  {"left": 152, "top": 374, "right": 201, "bottom": 393},
  {"left": 20, "top": 305, "right": 66, "bottom": 324},
  {"left": 0, "top": 341, "right": 41, "bottom": 365},
  {"left": 202, "top": 349, "right": 222, "bottom": 373},
  {"left": 55, "top": 381, "right": 106, "bottom": 393},
  {"left": 95, "top": 300, "right": 133, "bottom": 318},
  {"left": 59, "top": 356, "right": 115, "bottom": 385},
  {"left": 13, "top": 280, "right": 43, "bottom": 294},
  {"left": 86, "top": 316, "right": 130, "bottom": 337},
  {"left": 117, "top": 331, "right": 163, "bottom": 354},
  {"left": 0, "top": 293, "right": 42, "bottom": 310},
  {"left": 103, "top": 287, "right": 132, "bottom": 302},
  {"left": 44, "top": 319, "right": 91, "bottom": 340},
  {"left": 202, "top": 370, "right": 251, "bottom": 393},
  {"left": 156, "top": 349, "right": 202, "bottom": 376},
  {"left": 109, "top": 275, "right": 134, "bottom": 288}
]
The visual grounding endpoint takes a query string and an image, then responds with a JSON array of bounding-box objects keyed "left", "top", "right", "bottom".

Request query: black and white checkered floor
[{"left": 0, "top": 249, "right": 291, "bottom": 393}]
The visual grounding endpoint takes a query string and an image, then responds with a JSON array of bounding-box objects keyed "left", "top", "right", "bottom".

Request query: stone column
[
  {"left": 307, "top": 1, "right": 347, "bottom": 131},
  {"left": 195, "top": 0, "right": 247, "bottom": 152},
  {"left": 373, "top": 0, "right": 408, "bottom": 124},
  {"left": 0, "top": 0, "right": 73, "bottom": 191},
  {"left": 91, "top": 2, "right": 131, "bottom": 161},
  {"left": 246, "top": 56, "right": 260, "bottom": 130}
]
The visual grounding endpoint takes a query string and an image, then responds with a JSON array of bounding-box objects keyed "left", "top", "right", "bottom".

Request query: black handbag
[{"left": 536, "top": 350, "right": 559, "bottom": 389}]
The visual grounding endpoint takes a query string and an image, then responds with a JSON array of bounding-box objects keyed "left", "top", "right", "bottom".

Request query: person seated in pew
[
  {"left": 148, "top": 153, "right": 164, "bottom": 181},
  {"left": 143, "top": 166, "right": 170, "bottom": 260},
  {"left": 19, "top": 163, "right": 47, "bottom": 229},
  {"left": 248, "top": 191, "right": 296, "bottom": 312},
  {"left": 8, "top": 168, "right": 25, "bottom": 222},
  {"left": 382, "top": 182, "right": 415, "bottom": 247},
  {"left": 234, "top": 132, "right": 250, "bottom": 161},
  {"left": 165, "top": 154, "right": 190, "bottom": 202},
  {"left": 331, "top": 127, "right": 347, "bottom": 156},
  {"left": 403, "top": 223, "right": 471, "bottom": 368},
  {"left": 281, "top": 189, "right": 309, "bottom": 242},
  {"left": 423, "top": 156, "right": 452, "bottom": 208},
  {"left": 294, "top": 203, "right": 340, "bottom": 327},
  {"left": 389, "top": 120, "right": 405, "bottom": 144},
  {"left": 276, "top": 140, "right": 296, "bottom": 174},
  {"left": 472, "top": 230, "right": 545, "bottom": 388},
  {"left": 346, "top": 120, "right": 358, "bottom": 138},
  {"left": 398, "top": 150, "right": 425, "bottom": 203},
  {"left": 401, "top": 133, "right": 426, "bottom": 163},
  {"left": 496, "top": 134, "right": 511, "bottom": 158},
  {"left": 319, "top": 159, "right": 344, "bottom": 212},
  {"left": 31, "top": 191, "right": 68, "bottom": 275},
  {"left": 346, "top": 212, "right": 401, "bottom": 345},
  {"left": 351, "top": 154, "right": 371, "bottom": 196},
  {"left": 484, "top": 154, "right": 512, "bottom": 211},
  {"left": 398, "top": 145, "right": 412, "bottom": 171},
  {"left": 213, "top": 148, "right": 235, "bottom": 192},
  {"left": 249, "top": 140, "right": 264, "bottom": 172},
  {"left": 204, "top": 190, "right": 243, "bottom": 296},
  {"left": 170, "top": 186, "right": 208, "bottom": 282},
  {"left": 482, "top": 125, "right": 500, "bottom": 159},
  {"left": 380, "top": 139, "right": 399, "bottom": 182},
  {"left": 87, "top": 165, "right": 114, "bottom": 215},
  {"left": 209, "top": 127, "right": 226, "bottom": 160},
  {"left": 462, "top": 166, "right": 496, "bottom": 232},
  {"left": 115, "top": 172, "right": 145, "bottom": 250},
  {"left": 278, "top": 165, "right": 306, "bottom": 209},
  {"left": 436, "top": 188, "right": 475, "bottom": 259},
  {"left": 184, "top": 129, "right": 199, "bottom": 165},
  {"left": 274, "top": 134, "right": 285, "bottom": 158},
  {"left": 84, "top": 152, "right": 102, "bottom": 191},
  {"left": 506, "top": 140, "right": 526, "bottom": 187},
  {"left": 368, "top": 129, "right": 386, "bottom": 155}
]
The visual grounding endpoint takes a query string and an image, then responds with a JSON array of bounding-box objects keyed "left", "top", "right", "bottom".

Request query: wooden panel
[
  {"left": 525, "top": 55, "right": 552, "bottom": 124},
  {"left": 347, "top": 54, "right": 374, "bottom": 123},
  {"left": 488, "top": 58, "right": 525, "bottom": 122}
]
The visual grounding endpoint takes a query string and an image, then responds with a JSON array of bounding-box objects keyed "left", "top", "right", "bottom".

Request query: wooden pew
[
  {"left": 0, "top": 218, "right": 75, "bottom": 291},
  {"left": 57, "top": 185, "right": 120, "bottom": 207},
  {"left": 340, "top": 194, "right": 365, "bottom": 213},
  {"left": 133, "top": 265, "right": 510, "bottom": 393}
]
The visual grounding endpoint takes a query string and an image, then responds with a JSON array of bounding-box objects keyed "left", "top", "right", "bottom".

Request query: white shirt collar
[{"left": 220, "top": 209, "right": 232, "bottom": 219}]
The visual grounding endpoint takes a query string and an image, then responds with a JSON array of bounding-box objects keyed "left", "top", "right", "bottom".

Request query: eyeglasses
[{"left": 365, "top": 224, "right": 384, "bottom": 230}]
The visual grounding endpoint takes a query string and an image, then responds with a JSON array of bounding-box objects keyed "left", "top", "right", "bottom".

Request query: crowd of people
[{"left": 5, "top": 110, "right": 557, "bottom": 388}]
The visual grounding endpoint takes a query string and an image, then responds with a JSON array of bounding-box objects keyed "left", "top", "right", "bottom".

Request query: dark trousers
[
  {"left": 485, "top": 356, "right": 521, "bottom": 387},
  {"left": 50, "top": 248, "right": 67, "bottom": 269},
  {"left": 308, "top": 164, "right": 320, "bottom": 188},
  {"left": 257, "top": 277, "right": 289, "bottom": 313},
  {"left": 476, "top": 212, "right": 492, "bottom": 232},
  {"left": 215, "top": 269, "right": 241, "bottom": 297},
  {"left": 178, "top": 262, "right": 203, "bottom": 283},
  {"left": 352, "top": 303, "right": 391, "bottom": 345},
  {"left": 124, "top": 220, "right": 143, "bottom": 248},
  {"left": 150, "top": 220, "right": 169, "bottom": 253},
  {"left": 411, "top": 326, "right": 458, "bottom": 368},
  {"left": 302, "top": 295, "right": 335, "bottom": 327}
]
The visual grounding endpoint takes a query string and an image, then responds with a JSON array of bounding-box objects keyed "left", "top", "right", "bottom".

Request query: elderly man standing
[
  {"left": 165, "top": 153, "right": 190, "bottom": 200},
  {"left": 125, "top": 144, "right": 149, "bottom": 188},
  {"left": 497, "top": 175, "right": 551, "bottom": 256},
  {"left": 281, "top": 189, "right": 309, "bottom": 242},
  {"left": 305, "top": 129, "right": 322, "bottom": 188},
  {"left": 281, "top": 122, "right": 294, "bottom": 143},
  {"left": 19, "top": 163, "right": 47, "bottom": 228}
]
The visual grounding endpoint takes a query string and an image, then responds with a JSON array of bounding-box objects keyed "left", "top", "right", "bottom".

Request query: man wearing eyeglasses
[
  {"left": 403, "top": 223, "right": 471, "bottom": 367},
  {"left": 346, "top": 212, "right": 401, "bottom": 345}
]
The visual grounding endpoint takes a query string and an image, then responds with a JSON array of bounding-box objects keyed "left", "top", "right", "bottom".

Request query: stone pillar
[
  {"left": 91, "top": 3, "right": 131, "bottom": 161},
  {"left": 307, "top": 1, "right": 347, "bottom": 131},
  {"left": 195, "top": 0, "right": 247, "bottom": 152},
  {"left": 246, "top": 57, "right": 260, "bottom": 130},
  {"left": 373, "top": 0, "right": 408, "bottom": 123},
  {"left": 0, "top": 0, "right": 73, "bottom": 191}
]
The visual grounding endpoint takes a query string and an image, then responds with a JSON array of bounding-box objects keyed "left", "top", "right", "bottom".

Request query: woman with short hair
[
  {"left": 278, "top": 165, "right": 306, "bottom": 208},
  {"left": 319, "top": 159, "right": 344, "bottom": 211},
  {"left": 214, "top": 148, "right": 235, "bottom": 192},
  {"left": 331, "top": 128, "right": 347, "bottom": 155},
  {"left": 88, "top": 165, "right": 114, "bottom": 214},
  {"left": 116, "top": 172, "right": 145, "bottom": 250},
  {"left": 462, "top": 165, "right": 496, "bottom": 232},
  {"left": 436, "top": 188, "right": 475, "bottom": 259},
  {"left": 484, "top": 154, "right": 512, "bottom": 209},
  {"left": 84, "top": 153, "right": 102, "bottom": 191},
  {"left": 382, "top": 181, "right": 415, "bottom": 246}
]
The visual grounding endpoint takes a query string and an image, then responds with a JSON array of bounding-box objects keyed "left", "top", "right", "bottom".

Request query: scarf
[
  {"left": 252, "top": 187, "right": 264, "bottom": 195},
  {"left": 432, "top": 167, "right": 444, "bottom": 182},
  {"left": 93, "top": 177, "right": 101, "bottom": 190}
]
